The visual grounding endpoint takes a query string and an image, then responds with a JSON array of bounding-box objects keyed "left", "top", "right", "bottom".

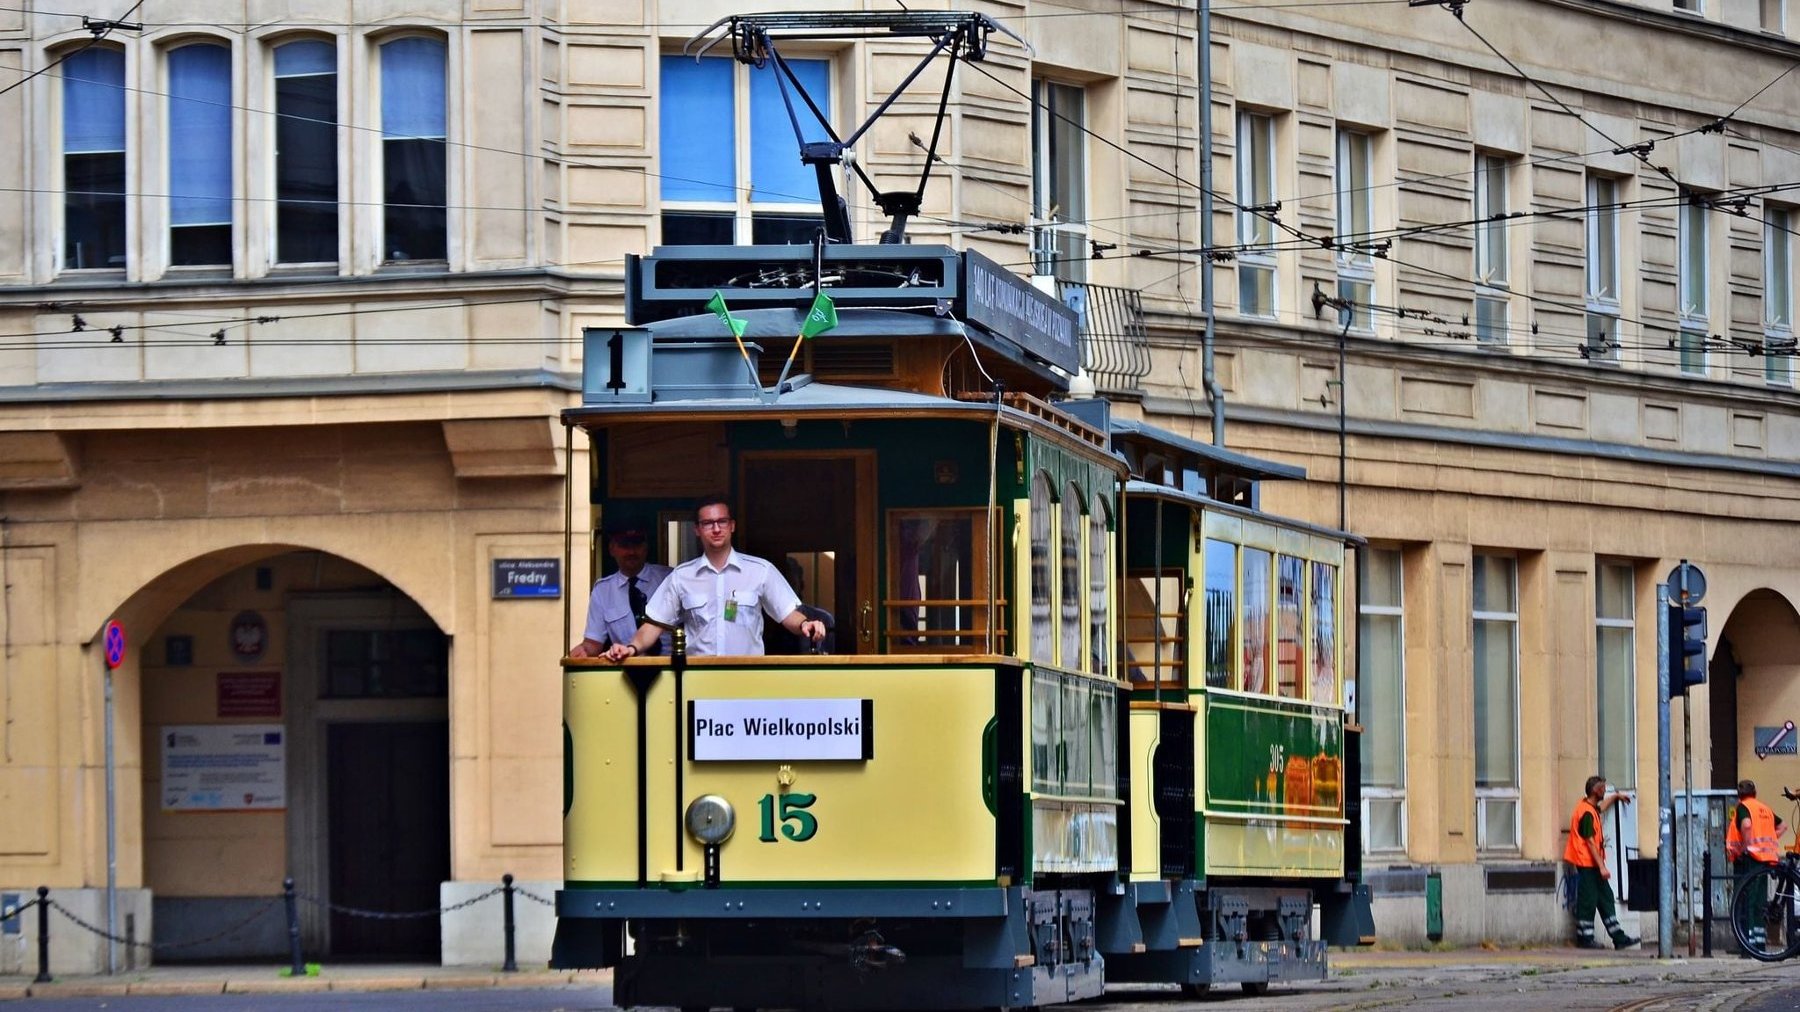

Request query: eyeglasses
[{"left": 696, "top": 518, "right": 734, "bottom": 530}]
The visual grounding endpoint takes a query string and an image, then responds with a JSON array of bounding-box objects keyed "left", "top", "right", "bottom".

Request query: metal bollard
[
  {"left": 1701, "top": 850, "right": 1713, "bottom": 958},
  {"left": 501, "top": 874, "right": 518, "bottom": 973},
  {"left": 283, "top": 878, "right": 305, "bottom": 977},
  {"left": 34, "top": 887, "right": 50, "bottom": 984}
]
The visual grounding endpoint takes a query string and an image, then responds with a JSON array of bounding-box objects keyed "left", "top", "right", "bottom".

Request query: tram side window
[
  {"left": 1029, "top": 473, "right": 1055, "bottom": 665},
  {"left": 1060, "top": 482, "right": 1084, "bottom": 670},
  {"left": 1276, "top": 554, "right": 1304, "bottom": 698},
  {"left": 886, "top": 509, "right": 989, "bottom": 653},
  {"left": 1203, "top": 539, "right": 1237, "bottom": 689},
  {"left": 1125, "top": 572, "right": 1184, "bottom": 686},
  {"left": 1241, "top": 547, "right": 1273, "bottom": 693},
  {"left": 1088, "top": 496, "right": 1111, "bottom": 678},
  {"left": 1310, "top": 561, "right": 1339, "bottom": 704}
]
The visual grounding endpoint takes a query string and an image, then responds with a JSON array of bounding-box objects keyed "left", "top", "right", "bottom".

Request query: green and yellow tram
[{"left": 553, "top": 243, "right": 1372, "bottom": 1010}]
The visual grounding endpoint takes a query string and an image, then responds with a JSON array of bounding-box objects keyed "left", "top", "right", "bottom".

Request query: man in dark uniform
[{"left": 1565, "top": 775, "right": 1639, "bottom": 949}]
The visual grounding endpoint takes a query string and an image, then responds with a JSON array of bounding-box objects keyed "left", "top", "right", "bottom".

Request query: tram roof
[
  {"left": 564, "top": 370, "right": 1125, "bottom": 467},
  {"left": 1109, "top": 417, "right": 1306, "bottom": 483},
  {"left": 1123, "top": 479, "right": 1364, "bottom": 547}
]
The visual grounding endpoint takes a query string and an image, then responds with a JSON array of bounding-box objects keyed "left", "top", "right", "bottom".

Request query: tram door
[{"left": 739, "top": 452, "right": 877, "bottom": 654}]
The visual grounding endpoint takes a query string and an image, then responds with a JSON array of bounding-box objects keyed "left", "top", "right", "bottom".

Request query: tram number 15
[{"left": 757, "top": 792, "right": 819, "bottom": 843}]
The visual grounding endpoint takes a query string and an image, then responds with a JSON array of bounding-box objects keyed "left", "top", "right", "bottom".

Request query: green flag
[
  {"left": 707, "top": 290, "right": 747, "bottom": 340},
  {"left": 800, "top": 291, "right": 838, "bottom": 340}
]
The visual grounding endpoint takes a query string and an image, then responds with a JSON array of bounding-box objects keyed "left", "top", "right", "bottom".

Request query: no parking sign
[{"left": 103, "top": 620, "right": 126, "bottom": 670}]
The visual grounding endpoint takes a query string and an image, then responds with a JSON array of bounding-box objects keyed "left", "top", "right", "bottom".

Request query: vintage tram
[{"left": 550, "top": 242, "right": 1373, "bottom": 1010}]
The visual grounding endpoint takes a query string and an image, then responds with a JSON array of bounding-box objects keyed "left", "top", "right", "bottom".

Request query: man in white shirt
[
  {"left": 604, "top": 496, "right": 826, "bottom": 660},
  {"left": 569, "top": 518, "right": 672, "bottom": 658}
]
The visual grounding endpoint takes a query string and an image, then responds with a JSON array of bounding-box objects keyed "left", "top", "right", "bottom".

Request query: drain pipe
[{"left": 1198, "top": 0, "right": 1224, "bottom": 446}]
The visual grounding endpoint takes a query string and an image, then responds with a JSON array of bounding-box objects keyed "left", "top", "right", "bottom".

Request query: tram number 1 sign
[{"left": 103, "top": 621, "right": 126, "bottom": 670}]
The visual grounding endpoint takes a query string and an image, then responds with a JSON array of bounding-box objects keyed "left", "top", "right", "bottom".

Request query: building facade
[{"left": 1, "top": 0, "right": 1798, "bottom": 968}]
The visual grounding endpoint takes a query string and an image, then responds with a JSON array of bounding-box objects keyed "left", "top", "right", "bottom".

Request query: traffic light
[{"left": 1667, "top": 602, "right": 1707, "bottom": 696}]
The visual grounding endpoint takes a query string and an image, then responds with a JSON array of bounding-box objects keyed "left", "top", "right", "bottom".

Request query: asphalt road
[{"left": 8, "top": 956, "right": 1800, "bottom": 1011}]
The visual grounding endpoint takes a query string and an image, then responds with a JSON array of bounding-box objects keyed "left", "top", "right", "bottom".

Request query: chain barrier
[
  {"left": 1, "top": 896, "right": 38, "bottom": 923},
  {"left": 292, "top": 885, "right": 505, "bottom": 921},
  {"left": 26, "top": 877, "right": 552, "bottom": 975},
  {"left": 49, "top": 896, "right": 281, "bottom": 952},
  {"left": 513, "top": 885, "right": 557, "bottom": 908}
]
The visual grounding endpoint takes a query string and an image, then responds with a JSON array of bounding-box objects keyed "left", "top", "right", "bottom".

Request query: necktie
[{"left": 628, "top": 575, "right": 648, "bottom": 625}]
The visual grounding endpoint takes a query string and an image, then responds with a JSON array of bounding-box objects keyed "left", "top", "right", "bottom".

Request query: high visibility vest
[
  {"left": 1728, "top": 797, "right": 1781, "bottom": 864},
  {"left": 1564, "top": 798, "right": 1604, "bottom": 868}
]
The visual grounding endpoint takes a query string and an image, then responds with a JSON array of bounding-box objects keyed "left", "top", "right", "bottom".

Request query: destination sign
[
  {"left": 961, "top": 249, "right": 1081, "bottom": 375},
  {"left": 689, "top": 698, "right": 874, "bottom": 761}
]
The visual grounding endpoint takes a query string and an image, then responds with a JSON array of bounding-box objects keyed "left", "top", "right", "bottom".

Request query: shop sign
[{"left": 161, "top": 724, "right": 286, "bottom": 811}]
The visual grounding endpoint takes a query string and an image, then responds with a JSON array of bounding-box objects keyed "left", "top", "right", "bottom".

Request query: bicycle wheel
[{"left": 1730, "top": 863, "right": 1800, "bottom": 961}]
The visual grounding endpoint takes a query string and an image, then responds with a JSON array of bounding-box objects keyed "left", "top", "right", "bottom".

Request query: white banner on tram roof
[{"left": 689, "top": 698, "right": 873, "bottom": 761}]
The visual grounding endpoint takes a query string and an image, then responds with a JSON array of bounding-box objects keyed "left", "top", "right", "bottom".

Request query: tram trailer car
[{"left": 552, "top": 243, "right": 1374, "bottom": 1011}]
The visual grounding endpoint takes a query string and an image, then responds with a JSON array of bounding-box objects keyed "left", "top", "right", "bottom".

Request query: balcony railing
[{"left": 1057, "top": 281, "right": 1151, "bottom": 394}]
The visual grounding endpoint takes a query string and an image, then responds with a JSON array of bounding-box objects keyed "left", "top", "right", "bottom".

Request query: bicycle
[{"left": 1729, "top": 788, "right": 1800, "bottom": 962}]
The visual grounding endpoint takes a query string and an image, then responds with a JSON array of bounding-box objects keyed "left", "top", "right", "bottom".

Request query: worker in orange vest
[
  {"left": 1727, "top": 779, "right": 1785, "bottom": 953},
  {"left": 1565, "top": 775, "right": 1639, "bottom": 949}
]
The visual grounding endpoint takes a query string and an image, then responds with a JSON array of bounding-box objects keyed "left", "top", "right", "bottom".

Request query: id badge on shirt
[{"left": 723, "top": 597, "right": 738, "bottom": 623}]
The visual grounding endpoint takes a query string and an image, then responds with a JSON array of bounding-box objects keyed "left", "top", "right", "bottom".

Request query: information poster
[{"left": 161, "top": 724, "right": 287, "bottom": 811}]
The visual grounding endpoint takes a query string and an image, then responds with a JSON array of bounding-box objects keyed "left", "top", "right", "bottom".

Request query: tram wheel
[
  {"left": 1180, "top": 982, "right": 1211, "bottom": 997},
  {"left": 1240, "top": 981, "right": 1270, "bottom": 996}
]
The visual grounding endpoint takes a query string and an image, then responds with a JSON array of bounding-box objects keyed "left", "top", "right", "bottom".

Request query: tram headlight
[{"left": 684, "top": 794, "right": 736, "bottom": 846}]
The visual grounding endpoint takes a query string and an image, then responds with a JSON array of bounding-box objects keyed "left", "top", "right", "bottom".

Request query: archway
[
  {"left": 138, "top": 549, "right": 448, "bottom": 961},
  {"left": 1711, "top": 589, "right": 1800, "bottom": 790}
]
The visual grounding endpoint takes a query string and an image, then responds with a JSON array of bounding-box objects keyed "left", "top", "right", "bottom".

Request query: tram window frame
[
  {"left": 1203, "top": 539, "right": 1237, "bottom": 689},
  {"left": 1060, "top": 482, "right": 1085, "bottom": 670},
  {"left": 1309, "top": 560, "right": 1339, "bottom": 705},
  {"left": 1028, "top": 472, "right": 1056, "bottom": 666},
  {"left": 1275, "top": 554, "right": 1304, "bottom": 698},
  {"left": 1088, "top": 494, "right": 1112, "bottom": 679},
  {"left": 1240, "top": 546, "right": 1273, "bottom": 694},
  {"left": 884, "top": 507, "right": 993, "bottom": 654}
]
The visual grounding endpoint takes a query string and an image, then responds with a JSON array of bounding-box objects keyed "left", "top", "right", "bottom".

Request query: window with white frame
[
  {"left": 1473, "top": 552, "right": 1519, "bottom": 852},
  {"left": 1336, "top": 129, "right": 1374, "bottom": 332},
  {"left": 1474, "top": 152, "right": 1510, "bottom": 344},
  {"left": 1679, "top": 192, "right": 1711, "bottom": 375},
  {"left": 1585, "top": 175, "right": 1621, "bottom": 360},
  {"left": 659, "top": 55, "right": 829, "bottom": 246},
  {"left": 1596, "top": 562, "right": 1636, "bottom": 792},
  {"left": 1033, "top": 80, "right": 1088, "bottom": 284},
  {"left": 63, "top": 47, "right": 127, "bottom": 271},
  {"left": 1674, "top": 0, "right": 1703, "bottom": 13},
  {"left": 274, "top": 39, "right": 339, "bottom": 265},
  {"left": 1361, "top": 547, "right": 1405, "bottom": 853},
  {"left": 168, "top": 43, "right": 232, "bottom": 267},
  {"left": 1236, "top": 110, "right": 1277, "bottom": 318},
  {"left": 1767, "top": 208, "right": 1795, "bottom": 386},
  {"left": 379, "top": 36, "right": 447, "bottom": 263}
]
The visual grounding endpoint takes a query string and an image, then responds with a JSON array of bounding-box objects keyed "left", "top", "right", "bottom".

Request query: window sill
[
  {"left": 375, "top": 260, "right": 451, "bottom": 277},
  {"left": 53, "top": 269, "right": 127, "bottom": 283}
]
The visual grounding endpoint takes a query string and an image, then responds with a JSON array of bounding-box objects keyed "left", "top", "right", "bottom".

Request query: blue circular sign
[{"left": 103, "top": 620, "right": 126, "bottom": 670}]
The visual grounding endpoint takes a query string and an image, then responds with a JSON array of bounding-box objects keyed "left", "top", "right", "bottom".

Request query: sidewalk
[{"left": 0, "top": 964, "right": 611, "bottom": 1001}]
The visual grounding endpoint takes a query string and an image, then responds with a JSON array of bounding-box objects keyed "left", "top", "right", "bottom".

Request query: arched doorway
[
  {"left": 140, "top": 550, "right": 449, "bottom": 961},
  {"left": 1710, "top": 589, "right": 1800, "bottom": 789}
]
